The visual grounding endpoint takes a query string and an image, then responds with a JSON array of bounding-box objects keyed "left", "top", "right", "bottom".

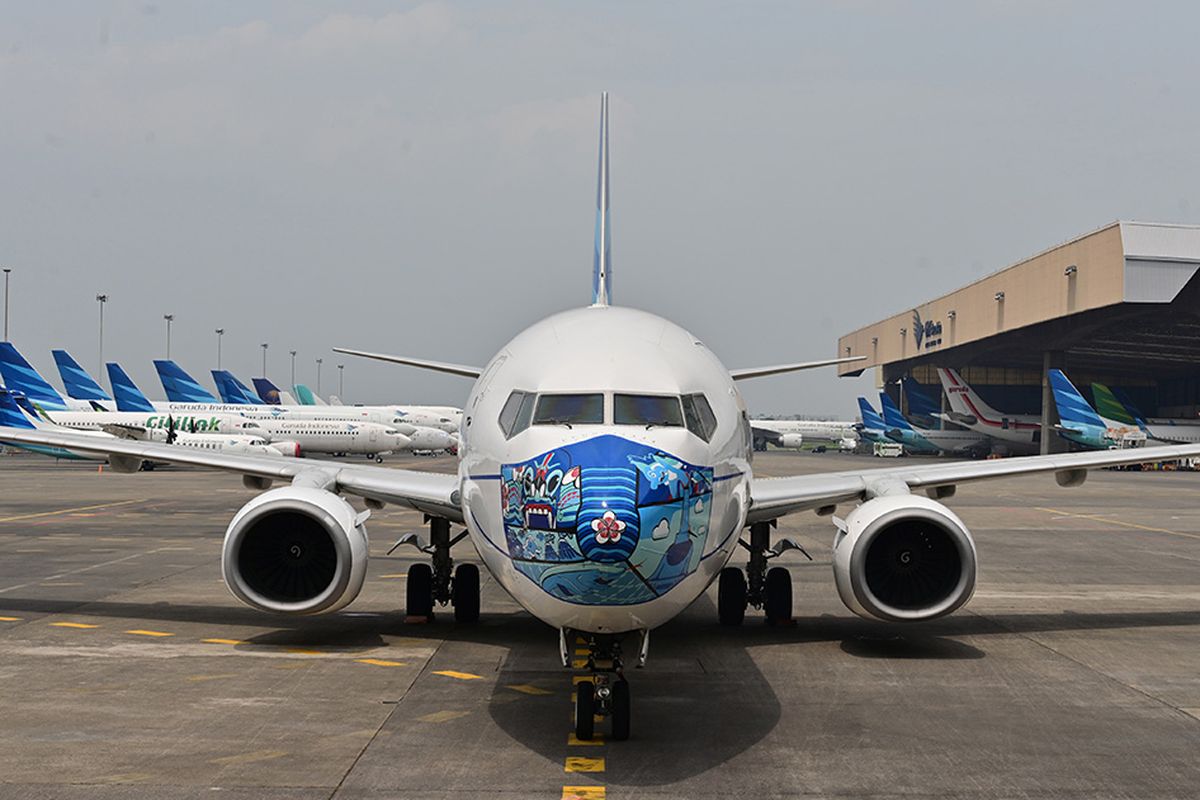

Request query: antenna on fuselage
[{"left": 592, "top": 91, "right": 612, "bottom": 307}]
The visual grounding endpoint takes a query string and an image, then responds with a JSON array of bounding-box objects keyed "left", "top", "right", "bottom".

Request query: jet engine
[
  {"left": 266, "top": 440, "right": 301, "bottom": 458},
  {"left": 222, "top": 486, "right": 369, "bottom": 614},
  {"left": 832, "top": 494, "right": 976, "bottom": 622},
  {"left": 777, "top": 434, "right": 804, "bottom": 448}
]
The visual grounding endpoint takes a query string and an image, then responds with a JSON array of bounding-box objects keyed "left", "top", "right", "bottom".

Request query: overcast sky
[{"left": 2, "top": 1, "right": 1198, "bottom": 416}]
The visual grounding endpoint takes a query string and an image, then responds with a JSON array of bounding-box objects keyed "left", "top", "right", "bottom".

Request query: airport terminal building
[{"left": 837, "top": 221, "right": 1200, "bottom": 452}]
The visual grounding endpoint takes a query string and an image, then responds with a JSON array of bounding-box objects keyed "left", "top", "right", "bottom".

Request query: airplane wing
[
  {"left": 332, "top": 347, "right": 482, "bottom": 379},
  {"left": 0, "top": 426, "right": 462, "bottom": 522},
  {"left": 747, "top": 443, "right": 1200, "bottom": 524},
  {"left": 728, "top": 355, "right": 865, "bottom": 381},
  {"left": 749, "top": 425, "right": 783, "bottom": 445}
]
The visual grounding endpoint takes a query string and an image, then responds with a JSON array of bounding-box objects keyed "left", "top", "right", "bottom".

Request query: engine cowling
[
  {"left": 832, "top": 494, "right": 976, "bottom": 622},
  {"left": 777, "top": 433, "right": 804, "bottom": 448},
  {"left": 222, "top": 487, "right": 369, "bottom": 615}
]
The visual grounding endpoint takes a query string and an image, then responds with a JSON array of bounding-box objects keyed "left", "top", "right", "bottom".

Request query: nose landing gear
[
  {"left": 565, "top": 630, "right": 644, "bottom": 741},
  {"left": 718, "top": 520, "right": 810, "bottom": 626}
]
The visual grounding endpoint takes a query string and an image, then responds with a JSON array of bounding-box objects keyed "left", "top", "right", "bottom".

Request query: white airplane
[
  {"left": 937, "top": 368, "right": 1042, "bottom": 453},
  {"left": 749, "top": 418, "right": 858, "bottom": 451},
  {"left": 4, "top": 94, "right": 1200, "bottom": 743}
]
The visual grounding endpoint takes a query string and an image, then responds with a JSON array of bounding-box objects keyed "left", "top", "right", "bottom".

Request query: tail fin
[
  {"left": 591, "top": 91, "right": 612, "bottom": 307},
  {"left": 1048, "top": 370, "right": 1106, "bottom": 429},
  {"left": 900, "top": 377, "right": 941, "bottom": 421},
  {"left": 1112, "top": 387, "right": 1149, "bottom": 429},
  {"left": 879, "top": 393, "right": 914, "bottom": 431},
  {"left": 106, "top": 363, "right": 157, "bottom": 413},
  {"left": 294, "top": 384, "right": 320, "bottom": 405},
  {"left": 0, "top": 390, "right": 38, "bottom": 429},
  {"left": 1091, "top": 383, "right": 1139, "bottom": 427},
  {"left": 252, "top": 377, "right": 283, "bottom": 405},
  {"left": 857, "top": 396, "right": 886, "bottom": 430},
  {"left": 154, "top": 360, "right": 218, "bottom": 403},
  {"left": 211, "top": 370, "right": 262, "bottom": 405},
  {"left": 52, "top": 350, "right": 112, "bottom": 401},
  {"left": 938, "top": 368, "right": 1004, "bottom": 421},
  {"left": 0, "top": 343, "right": 69, "bottom": 410}
]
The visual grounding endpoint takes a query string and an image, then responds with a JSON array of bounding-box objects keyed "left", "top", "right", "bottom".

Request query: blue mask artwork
[{"left": 501, "top": 435, "right": 714, "bottom": 605}]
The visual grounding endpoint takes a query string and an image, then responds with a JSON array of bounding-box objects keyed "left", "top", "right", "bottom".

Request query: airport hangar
[{"left": 837, "top": 221, "right": 1200, "bottom": 453}]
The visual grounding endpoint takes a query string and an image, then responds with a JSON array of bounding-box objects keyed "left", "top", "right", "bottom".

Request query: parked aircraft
[
  {"left": 936, "top": 368, "right": 1040, "bottom": 453},
  {"left": 1092, "top": 382, "right": 1200, "bottom": 445},
  {"left": 855, "top": 397, "right": 892, "bottom": 445},
  {"left": 879, "top": 393, "right": 989, "bottom": 456},
  {"left": 749, "top": 418, "right": 857, "bottom": 451},
  {"left": 1048, "top": 370, "right": 1145, "bottom": 449},
  {"left": 0, "top": 344, "right": 97, "bottom": 412},
  {"left": 4, "top": 94, "right": 1199, "bottom": 743}
]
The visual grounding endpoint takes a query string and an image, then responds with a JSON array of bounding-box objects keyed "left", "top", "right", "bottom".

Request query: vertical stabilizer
[
  {"left": 154, "top": 360, "right": 219, "bottom": 404},
  {"left": 1091, "top": 383, "right": 1138, "bottom": 427},
  {"left": 592, "top": 92, "right": 612, "bottom": 307},
  {"left": 879, "top": 393, "right": 915, "bottom": 432},
  {"left": 857, "top": 397, "right": 886, "bottom": 431},
  {"left": 53, "top": 350, "right": 112, "bottom": 402},
  {"left": 900, "top": 377, "right": 941, "bottom": 423},
  {"left": 106, "top": 363, "right": 157, "bottom": 413},
  {"left": 0, "top": 343, "right": 70, "bottom": 411},
  {"left": 1048, "top": 370, "right": 1106, "bottom": 429}
]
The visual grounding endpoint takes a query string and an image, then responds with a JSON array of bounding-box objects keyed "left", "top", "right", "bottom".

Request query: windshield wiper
[
  {"left": 645, "top": 421, "right": 679, "bottom": 430},
  {"left": 539, "top": 418, "right": 574, "bottom": 429}
]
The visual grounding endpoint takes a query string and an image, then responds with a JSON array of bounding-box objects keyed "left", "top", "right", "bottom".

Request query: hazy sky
[{"left": 2, "top": 2, "right": 1199, "bottom": 415}]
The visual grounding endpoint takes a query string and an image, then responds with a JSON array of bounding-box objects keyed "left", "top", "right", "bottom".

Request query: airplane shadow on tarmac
[{"left": 4, "top": 593, "right": 1200, "bottom": 783}]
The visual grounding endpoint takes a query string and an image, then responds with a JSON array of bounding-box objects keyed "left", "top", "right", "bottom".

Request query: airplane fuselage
[{"left": 457, "top": 306, "right": 752, "bottom": 634}]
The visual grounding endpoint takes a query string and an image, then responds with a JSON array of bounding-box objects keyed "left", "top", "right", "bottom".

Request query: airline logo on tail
[
  {"left": 212, "top": 371, "right": 261, "bottom": 405},
  {"left": 53, "top": 350, "right": 111, "bottom": 402},
  {"left": 154, "top": 360, "right": 218, "bottom": 404},
  {"left": 0, "top": 343, "right": 71, "bottom": 411},
  {"left": 106, "top": 363, "right": 157, "bottom": 413}
]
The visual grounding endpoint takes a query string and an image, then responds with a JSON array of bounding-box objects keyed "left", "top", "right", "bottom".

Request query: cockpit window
[
  {"left": 681, "top": 393, "right": 718, "bottom": 442},
  {"left": 533, "top": 393, "right": 604, "bottom": 426},
  {"left": 498, "top": 390, "right": 536, "bottom": 438},
  {"left": 614, "top": 394, "right": 683, "bottom": 428}
]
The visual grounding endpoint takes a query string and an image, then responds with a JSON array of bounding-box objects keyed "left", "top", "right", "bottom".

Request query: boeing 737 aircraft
[
  {"left": 5, "top": 94, "right": 1200, "bottom": 742},
  {"left": 879, "top": 393, "right": 989, "bottom": 456},
  {"left": 1091, "top": 382, "right": 1200, "bottom": 445},
  {"left": 1049, "top": 370, "right": 1146, "bottom": 449},
  {"left": 855, "top": 396, "right": 894, "bottom": 446},
  {"left": 936, "top": 367, "right": 1040, "bottom": 453},
  {"left": 749, "top": 418, "right": 858, "bottom": 451}
]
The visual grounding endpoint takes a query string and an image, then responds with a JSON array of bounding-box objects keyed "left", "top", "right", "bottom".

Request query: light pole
[
  {"left": 215, "top": 328, "right": 224, "bottom": 369},
  {"left": 3, "top": 268, "right": 11, "bottom": 342},
  {"left": 316, "top": 358, "right": 323, "bottom": 396},
  {"left": 337, "top": 364, "right": 344, "bottom": 400},
  {"left": 96, "top": 294, "right": 109, "bottom": 375},
  {"left": 289, "top": 350, "right": 297, "bottom": 389},
  {"left": 260, "top": 343, "right": 268, "bottom": 377},
  {"left": 163, "top": 314, "right": 174, "bottom": 358}
]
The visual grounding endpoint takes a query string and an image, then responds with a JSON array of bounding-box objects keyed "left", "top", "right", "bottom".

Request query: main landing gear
[
  {"left": 565, "top": 629, "right": 648, "bottom": 742},
  {"left": 389, "top": 516, "right": 480, "bottom": 623},
  {"left": 718, "top": 520, "right": 810, "bottom": 626}
]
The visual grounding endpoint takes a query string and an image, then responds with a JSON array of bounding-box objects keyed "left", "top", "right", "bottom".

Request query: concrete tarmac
[{"left": 1, "top": 450, "right": 1199, "bottom": 799}]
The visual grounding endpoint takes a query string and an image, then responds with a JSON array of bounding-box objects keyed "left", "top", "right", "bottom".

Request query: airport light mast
[
  {"left": 260, "top": 342, "right": 268, "bottom": 377},
  {"left": 337, "top": 363, "right": 344, "bottom": 400},
  {"left": 215, "top": 328, "right": 224, "bottom": 369},
  {"left": 316, "top": 358, "right": 323, "bottom": 395},
  {"left": 96, "top": 294, "right": 108, "bottom": 375},
  {"left": 163, "top": 314, "right": 174, "bottom": 358},
  {"left": 290, "top": 350, "right": 297, "bottom": 389},
  {"left": 3, "top": 268, "right": 11, "bottom": 341}
]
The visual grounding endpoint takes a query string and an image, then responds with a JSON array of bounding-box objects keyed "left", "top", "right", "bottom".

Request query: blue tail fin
[
  {"left": 591, "top": 92, "right": 612, "bottom": 307},
  {"left": 0, "top": 343, "right": 69, "bottom": 411},
  {"left": 211, "top": 370, "right": 257, "bottom": 405},
  {"left": 106, "top": 363, "right": 156, "bottom": 413},
  {"left": 154, "top": 360, "right": 218, "bottom": 403},
  {"left": 52, "top": 350, "right": 112, "bottom": 401},
  {"left": 900, "top": 377, "right": 941, "bottom": 420},
  {"left": 1113, "top": 387, "right": 1149, "bottom": 429},
  {"left": 879, "top": 393, "right": 914, "bottom": 431},
  {"left": 857, "top": 396, "right": 886, "bottom": 430},
  {"left": 253, "top": 377, "right": 283, "bottom": 404},
  {"left": 1048, "top": 369, "right": 1106, "bottom": 428},
  {"left": 0, "top": 389, "right": 36, "bottom": 429}
]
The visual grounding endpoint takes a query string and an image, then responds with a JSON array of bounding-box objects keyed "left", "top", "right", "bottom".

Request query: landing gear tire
[
  {"left": 764, "top": 566, "right": 792, "bottom": 625},
  {"left": 406, "top": 563, "right": 433, "bottom": 618},
  {"left": 610, "top": 678, "right": 631, "bottom": 741},
  {"left": 452, "top": 563, "right": 480, "bottom": 623},
  {"left": 718, "top": 567, "right": 747, "bottom": 626},
  {"left": 575, "top": 680, "right": 595, "bottom": 741},
  {"left": 375, "top": 456, "right": 384, "bottom": 463}
]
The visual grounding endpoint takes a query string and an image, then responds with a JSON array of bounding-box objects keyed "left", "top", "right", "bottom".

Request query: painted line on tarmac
[
  {"left": 432, "top": 670, "right": 482, "bottom": 680},
  {"left": 125, "top": 629, "right": 174, "bottom": 638},
  {"left": 50, "top": 622, "right": 99, "bottom": 629},
  {"left": 356, "top": 658, "right": 407, "bottom": 667},
  {"left": 565, "top": 757, "right": 605, "bottom": 773},
  {"left": 1037, "top": 507, "right": 1200, "bottom": 541},
  {"left": 0, "top": 549, "right": 163, "bottom": 595},
  {"left": 0, "top": 499, "right": 141, "bottom": 524},
  {"left": 562, "top": 786, "right": 606, "bottom": 799}
]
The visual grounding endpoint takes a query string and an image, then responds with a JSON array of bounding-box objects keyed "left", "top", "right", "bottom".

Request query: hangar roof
[{"left": 837, "top": 221, "right": 1200, "bottom": 378}]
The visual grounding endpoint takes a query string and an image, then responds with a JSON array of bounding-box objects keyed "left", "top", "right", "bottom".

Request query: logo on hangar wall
[{"left": 912, "top": 309, "right": 943, "bottom": 351}]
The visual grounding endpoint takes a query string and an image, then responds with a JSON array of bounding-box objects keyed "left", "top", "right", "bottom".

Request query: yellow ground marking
[
  {"left": 186, "top": 674, "right": 238, "bottom": 682},
  {"left": 433, "top": 670, "right": 483, "bottom": 680},
  {"left": 562, "top": 787, "right": 606, "bottom": 800},
  {"left": 568, "top": 732, "right": 604, "bottom": 746},
  {"left": 125, "top": 629, "right": 173, "bottom": 638},
  {"left": 50, "top": 622, "right": 98, "bottom": 629},
  {"left": 417, "top": 710, "right": 470, "bottom": 723},
  {"left": 40, "top": 582, "right": 82, "bottom": 587},
  {"left": 1036, "top": 507, "right": 1200, "bottom": 541},
  {"left": 575, "top": 636, "right": 587, "bottom": 644},
  {"left": 565, "top": 757, "right": 606, "bottom": 773},
  {"left": 283, "top": 648, "right": 326, "bottom": 656},
  {"left": 379, "top": 573, "right": 408, "bottom": 579},
  {"left": 0, "top": 499, "right": 140, "bottom": 524},
  {"left": 202, "top": 638, "right": 245, "bottom": 645},
  {"left": 508, "top": 683, "right": 553, "bottom": 696},
  {"left": 572, "top": 658, "right": 588, "bottom": 669},
  {"left": 574, "top": 648, "right": 590, "bottom": 656},
  {"left": 209, "top": 749, "right": 287, "bottom": 766},
  {"left": 0, "top": 616, "right": 21, "bottom": 621},
  {"left": 572, "top": 675, "right": 594, "bottom": 685},
  {"left": 356, "top": 658, "right": 407, "bottom": 667}
]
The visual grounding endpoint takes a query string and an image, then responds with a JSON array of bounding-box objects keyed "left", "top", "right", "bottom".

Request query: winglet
[{"left": 592, "top": 91, "right": 612, "bottom": 307}]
